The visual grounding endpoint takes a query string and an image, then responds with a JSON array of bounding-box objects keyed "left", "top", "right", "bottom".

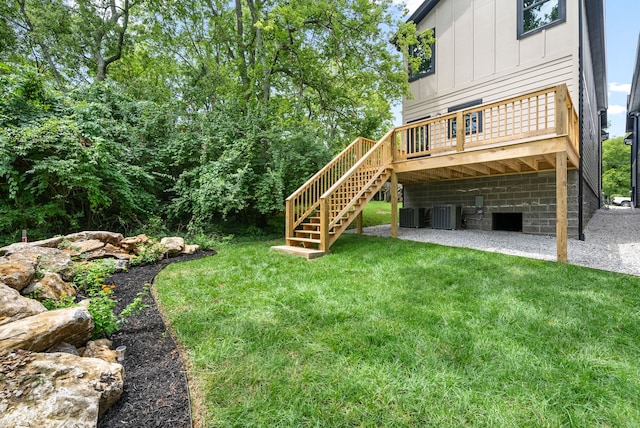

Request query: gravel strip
[{"left": 358, "top": 207, "right": 640, "bottom": 276}]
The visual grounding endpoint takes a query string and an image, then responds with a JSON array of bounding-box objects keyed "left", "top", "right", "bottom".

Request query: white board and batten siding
[{"left": 404, "top": 0, "right": 581, "bottom": 122}]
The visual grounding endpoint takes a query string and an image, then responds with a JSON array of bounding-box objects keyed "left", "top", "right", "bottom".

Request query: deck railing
[{"left": 394, "top": 84, "right": 578, "bottom": 160}]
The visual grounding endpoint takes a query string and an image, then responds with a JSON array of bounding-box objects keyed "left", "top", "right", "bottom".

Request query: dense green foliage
[
  {"left": 602, "top": 136, "right": 631, "bottom": 199},
  {"left": 0, "top": 65, "right": 168, "bottom": 242},
  {"left": 156, "top": 236, "right": 640, "bottom": 426},
  {"left": 0, "top": 1, "right": 426, "bottom": 244}
]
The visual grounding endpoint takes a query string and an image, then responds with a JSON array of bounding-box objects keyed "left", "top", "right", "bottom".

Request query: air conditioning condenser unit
[{"left": 432, "top": 205, "right": 461, "bottom": 230}]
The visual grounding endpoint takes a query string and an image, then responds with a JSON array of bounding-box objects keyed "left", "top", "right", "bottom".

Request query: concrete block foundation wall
[
  {"left": 582, "top": 181, "right": 601, "bottom": 236},
  {"left": 403, "top": 171, "right": 581, "bottom": 238}
]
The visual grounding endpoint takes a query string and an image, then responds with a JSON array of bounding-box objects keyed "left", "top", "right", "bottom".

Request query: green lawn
[
  {"left": 155, "top": 234, "right": 640, "bottom": 427},
  {"left": 347, "top": 200, "right": 397, "bottom": 228}
]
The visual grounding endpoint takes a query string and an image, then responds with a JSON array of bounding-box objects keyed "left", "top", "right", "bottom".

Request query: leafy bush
[
  {"left": 73, "top": 259, "right": 117, "bottom": 296},
  {"left": 0, "top": 64, "right": 170, "bottom": 245},
  {"left": 88, "top": 293, "right": 120, "bottom": 338},
  {"left": 130, "top": 239, "right": 166, "bottom": 266},
  {"left": 41, "top": 293, "right": 76, "bottom": 310}
]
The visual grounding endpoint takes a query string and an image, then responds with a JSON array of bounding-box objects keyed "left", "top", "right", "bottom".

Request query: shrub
[{"left": 130, "top": 239, "right": 166, "bottom": 266}]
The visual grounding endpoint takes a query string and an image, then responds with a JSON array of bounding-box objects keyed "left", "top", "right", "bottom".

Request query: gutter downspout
[
  {"left": 578, "top": 0, "right": 585, "bottom": 241},
  {"left": 599, "top": 109, "right": 606, "bottom": 208},
  {"left": 631, "top": 113, "right": 640, "bottom": 208}
]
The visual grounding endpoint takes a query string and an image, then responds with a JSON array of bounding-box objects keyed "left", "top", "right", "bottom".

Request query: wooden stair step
[
  {"left": 294, "top": 230, "right": 337, "bottom": 237},
  {"left": 271, "top": 245, "right": 325, "bottom": 260},
  {"left": 288, "top": 237, "right": 321, "bottom": 244},
  {"left": 296, "top": 230, "right": 321, "bottom": 236}
]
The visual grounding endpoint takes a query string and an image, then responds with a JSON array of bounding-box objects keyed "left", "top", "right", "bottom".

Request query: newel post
[
  {"left": 285, "top": 198, "right": 294, "bottom": 245},
  {"left": 456, "top": 111, "right": 465, "bottom": 152},
  {"left": 319, "top": 198, "right": 329, "bottom": 252},
  {"left": 555, "top": 85, "right": 568, "bottom": 136}
]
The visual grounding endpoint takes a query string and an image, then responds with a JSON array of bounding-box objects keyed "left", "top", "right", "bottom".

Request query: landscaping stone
[
  {"left": 0, "top": 282, "right": 47, "bottom": 326},
  {"left": 14, "top": 246, "right": 75, "bottom": 281},
  {"left": 0, "top": 306, "right": 93, "bottom": 354},
  {"left": 2, "top": 246, "right": 75, "bottom": 281},
  {"left": 83, "top": 338, "right": 117, "bottom": 363},
  {"left": 85, "top": 243, "right": 132, "bottom": 261},
  {"left": 160, "top": 236, "right": 184, "bottom": 255},
  {"left": 182, "top": 244, "right": 200, "bottom": 255},
  {"left": 0, "top": 350, "right": 124, "bottom": 427},
  {"left": 68, "top": 239, "right": 106, "bottom": 255},
  {"left": 120, "top": 234, "right": 149, "bottom": 253},
  {"left": 22, "top": 272, "right": 76, "bottom": 301},
  {"left": 0, "top": 253, "right": 37, "bottom": 291},
  {"left": 46, "top": 341, "right": 80, "bottom": 356},
  {"left": 65, "top": 231, "right": 124, "bottom": 246}
]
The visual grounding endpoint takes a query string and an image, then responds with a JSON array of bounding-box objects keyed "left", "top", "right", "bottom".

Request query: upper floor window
[
  {"left": 409, "top": 29, "right": 435, "bottom": 81},
  {"left": 518, "top": 0, "right": 566, "bottom": 39}
]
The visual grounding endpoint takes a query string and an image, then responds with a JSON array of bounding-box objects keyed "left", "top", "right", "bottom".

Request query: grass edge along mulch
[{"left": 154, "top": 234, "right": 640, "bottom": 427}]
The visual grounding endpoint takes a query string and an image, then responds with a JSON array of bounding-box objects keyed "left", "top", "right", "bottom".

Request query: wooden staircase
[{"left": 272, "top": 130, "right": 394, "bottom": 259}]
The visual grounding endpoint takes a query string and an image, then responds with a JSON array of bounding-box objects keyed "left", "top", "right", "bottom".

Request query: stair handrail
[
  {"left": 318, "top": 129, "right": 394, "bottom": 247},
  {"left": 285, "top": 136, "right": 365, "bottom": 202},
  {"left": 285, "top": 136, "right": 377, "bottom": 242}
]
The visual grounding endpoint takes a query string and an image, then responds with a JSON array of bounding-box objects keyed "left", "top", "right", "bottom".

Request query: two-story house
[
  {"left": 401, "top": 0, "right": 607, "bottom": 240},
  {"left": 275, "top": 0, "right": 607, "bottom": 261}
]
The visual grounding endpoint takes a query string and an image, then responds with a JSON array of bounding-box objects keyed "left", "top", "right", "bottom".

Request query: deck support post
[
  {"left": 390, "top": 170, "right": 398, "bottom": 238},
  {"left": 319, "top": 198, "right": 329, "bottom": 252},
  {"left": 285, "top": 198, "right": 294, "bottom": 246},
  {"left": 556, "top": 151, "right": 568, "bottom": 262},
  {"left": 356, "top": 211, "right": 363, "bottom": 234}
]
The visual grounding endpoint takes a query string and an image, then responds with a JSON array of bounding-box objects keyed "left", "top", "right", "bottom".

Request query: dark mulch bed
[{"left": 98, "top": 250, "right": 216, "bottom": 428}]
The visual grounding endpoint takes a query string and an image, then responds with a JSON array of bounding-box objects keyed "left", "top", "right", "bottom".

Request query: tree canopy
[
  {"left": 602, "top": 136, "right": 631, "bottom": 199},
  {"left": 0, "top": 0, "right": 424, "bottom": 244}
]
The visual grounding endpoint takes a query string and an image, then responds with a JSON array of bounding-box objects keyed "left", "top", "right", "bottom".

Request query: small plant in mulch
[{"left": 72, "top": 260, "right": 149, "bottom": 339}]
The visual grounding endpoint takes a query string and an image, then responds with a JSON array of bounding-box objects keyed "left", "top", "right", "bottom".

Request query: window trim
[
  {"left": 517, "top": 0, "right": 566, "bottom": 40},
  {"left": 408, "top": 28, "right": 435, "bottom": 82}
]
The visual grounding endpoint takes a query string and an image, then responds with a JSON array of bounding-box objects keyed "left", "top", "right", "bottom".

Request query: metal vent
[
  {"left": 399, "top": 207, "right": 428, "bottom": 228},
  {"left": 432, "top": 205, "right": 461, "bottom": 230}
]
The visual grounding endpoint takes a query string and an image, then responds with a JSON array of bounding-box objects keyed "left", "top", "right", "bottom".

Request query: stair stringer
[{"left": 326, "top": 168, "right": 392, "bottom": 249}]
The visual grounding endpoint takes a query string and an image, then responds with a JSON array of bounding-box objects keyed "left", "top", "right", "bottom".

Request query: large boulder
[
  {"left": 0, "top": 350, "right": 124, "bottom": 427},
  {"left": 0, "top": 243, "right": 31, "bottom": 257},
  {"left": 84, "top": 243, "right": 132, "bottom": 261},
  {"left": 0, "top": 283, "right": 47, "bottom": 326},
  {"left": 65, "top": 231, "right": 123, "bottom": 246},
  {"left": 160, "top": 236, "right": 184, "bottom": 256},
  {"left": 22, "top": 272, "right": 76, "bottom": 301},
  {"left": 0, "top": 306, "right": 93, "bottom": 355},
  {"left": 62, "top": 239, "right": 106, "bottom": 257},
  {"left": 1, "top": 246, "right": 75, "bottom": 282},
  {"left": 0, "top": 253, "right": 37, "bottom": 292}
]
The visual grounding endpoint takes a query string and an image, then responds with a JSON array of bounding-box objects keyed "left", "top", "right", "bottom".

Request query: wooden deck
[{"left": 272, "top": 84, "right": 578, "bottom": 261}]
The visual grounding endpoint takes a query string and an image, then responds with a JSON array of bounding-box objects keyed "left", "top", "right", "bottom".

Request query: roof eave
[
  {"left": 585, "top": 0, "right": 608, "bottom": 113},
  {"left": 407, "top": 0, "right": 441, "bottom": 24},
  {"left": 628, "top": 34, "right": 640, "bottom": 116}
]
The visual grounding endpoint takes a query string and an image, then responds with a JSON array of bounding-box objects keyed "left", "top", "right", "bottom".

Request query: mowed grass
[
  {"left": 155, "top": 234, "right": 640, "bottom": 427},
  {"left": 346, "top": 200, "right": 397, "bottom": 228}
]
